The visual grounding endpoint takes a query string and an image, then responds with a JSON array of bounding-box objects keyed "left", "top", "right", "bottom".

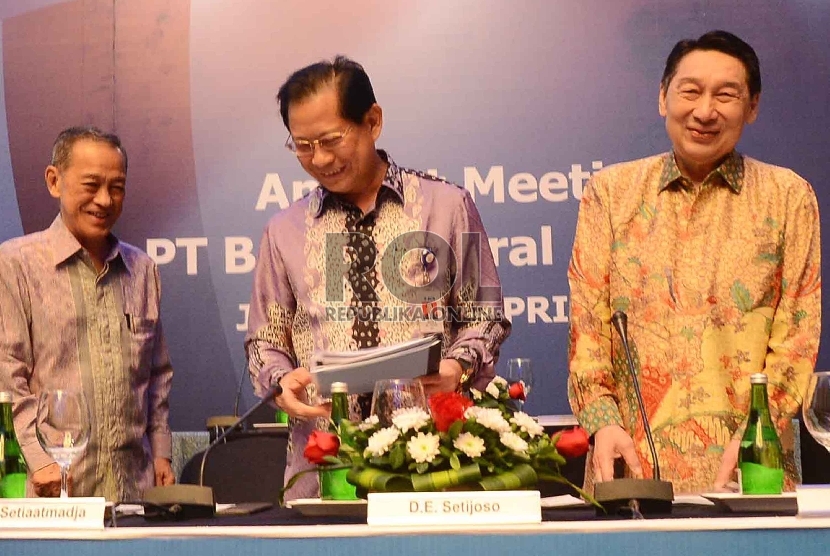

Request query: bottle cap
[
  {"left": 0, "top": 391, "right": 12, "bottom": 403},
  {"left": 749, "top": 373, "right": 768, "bottom": 384},
  {"left": 331, "top": 382, "right": 348, "bottom": 394}
]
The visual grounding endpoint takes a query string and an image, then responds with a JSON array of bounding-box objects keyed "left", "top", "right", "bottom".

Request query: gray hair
[{"left": 50, "top": 126, "right": 128, "bottom": 172}]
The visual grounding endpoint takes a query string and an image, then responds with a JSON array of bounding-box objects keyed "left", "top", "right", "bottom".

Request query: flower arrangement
[{"left": 287, "top": 377, "right": 592, "bottom": 500}]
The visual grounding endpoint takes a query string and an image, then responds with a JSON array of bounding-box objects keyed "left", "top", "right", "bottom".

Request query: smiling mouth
[
  {"left": 689, "top": 128, "right": 719, "bottom": 140},
  {"left": 319, "top": 166, "right": 346, "bottom": 179},
  {"left": 86, "top": 211, "right": 109, "bottom": 220}
]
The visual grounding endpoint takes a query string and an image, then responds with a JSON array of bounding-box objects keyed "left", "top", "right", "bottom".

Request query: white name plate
[
  {"left": 0, "top": 497, "right": 106, "bottom": 530},
  {"left": 367, "top": 490, "right": 541, "bottom": 526},
  {"left": 796, "top": 484, "right": 830, "bottom": 517}
]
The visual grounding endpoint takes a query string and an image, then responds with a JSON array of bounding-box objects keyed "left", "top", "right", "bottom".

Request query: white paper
[
  {"left": 540, "top": 494, "right": 587, "bottom": 508},
  {"left": 311, "top": 335, "right": 441, "bottom": 395},
  {"left": 796, "top": 484, "right": 830, "bottom": 517}
]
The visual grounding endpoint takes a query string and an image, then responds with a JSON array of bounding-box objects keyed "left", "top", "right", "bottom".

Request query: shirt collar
[
  {"left": 658, "top": 150, "right": 744, "bottom": 193},
  {"left": 308, "top": 150, "right": 405, "bottom": 218},
  {"left": 47, "top": 214, "right": 126, "bottom": 271}
]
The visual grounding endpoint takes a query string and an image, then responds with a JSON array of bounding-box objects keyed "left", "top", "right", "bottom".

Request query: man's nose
[
  {"left": 692, "top": 94, "right": 718, "bottom": 121},
  {"left": 310, "top": 145, "right": 335, "bottom": 167},
  {"left": 93, "top": 187, "right": 112, "bottom": 207}
]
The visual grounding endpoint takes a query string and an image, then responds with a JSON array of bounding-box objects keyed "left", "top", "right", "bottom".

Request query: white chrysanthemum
[
  {"left": 492, "top": 376, "right": 509, "bottom": 387},
  {"left": 485, "top": 381, "right": 500, "bottom": 399},
  {"left": 510, "top": 412, "right": 544, "bottom": 438},
  {"left": 464, "top": 406, "right": 510, "bottom": 433},
  {"left": 364, "top": 426, "right": 400, "bottom": 457},
  {"left": 406, "top": 432, "right": 441, "bottom": 463},
  {"left": 470, "top": 388, "right": 482, "bottom": 400},
  {"left": 391, "top": 407, "right": 430, "bottom": 433},
  {"left": 358, "top": 414, "right": 380, "bottom": 431},
  {"left": 454, "top": 432, "right": 486, "bottom": 458},
  {"left": 500, "top": 431, "right": 529, "bottom": 453}
]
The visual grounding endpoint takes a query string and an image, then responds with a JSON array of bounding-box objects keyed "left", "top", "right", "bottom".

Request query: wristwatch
[{"left": 452, "top": 357, "right": 476, "bottom": 392}]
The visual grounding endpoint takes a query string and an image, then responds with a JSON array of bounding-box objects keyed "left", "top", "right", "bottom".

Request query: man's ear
[
  {"left": 365, "top": 103, "right": 383, "bottom": 141},
  {"left": 658, "top": 85, "right": 668, "bottom": 117},
  {"left": 45, "top": 165, "right": 61, "bottom": 199},
  {"left": 745, "top": 93, "right": 761, "bottom": 124}
]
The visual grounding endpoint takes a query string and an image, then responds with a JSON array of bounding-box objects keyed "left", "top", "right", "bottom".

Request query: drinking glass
[
  {"left": 507, "top": 358, "right": 533, "bottom": 397},
  {"left": 803, "top": 371, "right": 830, "bottom": 454},
  {"left": 370, "top": 379, "right": 428, "bottom": 427},
  {"left": 36, "top": 390, "right": 91, "bottom": 498}
]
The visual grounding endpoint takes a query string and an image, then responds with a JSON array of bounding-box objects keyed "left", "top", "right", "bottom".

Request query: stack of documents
[{"left": 311, "top": 335, "right": 442, "bottom": 395}]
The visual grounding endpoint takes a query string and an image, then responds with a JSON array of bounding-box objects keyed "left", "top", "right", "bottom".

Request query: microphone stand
[
  {"left": 592, "top": 311, "right": 673, "bottom": 515},
  {"left": 203, "top": 368, "right": 251, "bottom": 450},
  {"left": 143, "top": 382, "right": 282, "bottom": 520},
  {"left": 199, "top": 382, "right": 282, "bottom": 486}
]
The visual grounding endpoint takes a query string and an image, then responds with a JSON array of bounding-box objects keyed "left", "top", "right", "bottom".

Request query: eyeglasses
[{"left": 285, "top": 126, "right": 353, "bottom": 157}]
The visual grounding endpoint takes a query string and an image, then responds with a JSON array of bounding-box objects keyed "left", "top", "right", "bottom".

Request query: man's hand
[
  {"left": 592, "top": 424, "right": 644, "bottom": 481},
  {"left": 418, "top": 359, "right": 463, "bottom": 396},
  {"left": 713, "top": 436, "right": 741, "bottom": 492},
  {"left": 154, "top": 457, "right": 176, "bottom": 486},
  {"left": 32, "top": 462, "right": 65, "bottom": 497},
  {"left": 275, "top": 367, "right": 331, "bottom": 419}
]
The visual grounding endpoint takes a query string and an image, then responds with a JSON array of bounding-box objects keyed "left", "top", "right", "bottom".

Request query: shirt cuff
[
  {"left": 150, "top": 430, "right": 173, "bottom": 460},
  {"left": 448, "top": 350, "right": 480, "bottom": 390},
  {"left": 21, "top": 440, "right": 54, "bottom": 474},
  {"left": 575, "top": 396, "right": 624, "bottom": 437}
]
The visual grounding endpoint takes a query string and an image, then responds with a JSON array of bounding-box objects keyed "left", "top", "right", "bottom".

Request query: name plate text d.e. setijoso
[{"left": 367, "top": 490, "right": 541, "bottom": 526}]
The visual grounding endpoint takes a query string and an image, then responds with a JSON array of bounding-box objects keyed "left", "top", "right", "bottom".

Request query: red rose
[
  {"left": 428, "top": 392, "right": 473, "bottom": 432},
  {"left": 555, "top": 426, "right": 590, "bottom": 458},
  {"left": 304, "top": 430, "right": 340, "bottom": 465},
  {"left": 508, "top": 381, "right": 526, "bottom": 401}
]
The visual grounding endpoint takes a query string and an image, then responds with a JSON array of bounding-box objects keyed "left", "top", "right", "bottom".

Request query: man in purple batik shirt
[
  {"left": 245, "top": 56, "right": 510, "bottom": 500},
  {"left": 0, "top": 127, "right": 174, "bottom": 502}
]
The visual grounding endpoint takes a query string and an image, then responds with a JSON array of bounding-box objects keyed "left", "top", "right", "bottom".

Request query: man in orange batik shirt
[{"left": 567, "top": 30, "right": 820, "bottom": 494}]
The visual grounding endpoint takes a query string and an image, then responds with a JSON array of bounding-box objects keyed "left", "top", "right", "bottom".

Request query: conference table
[
  {"left": 5, "top": 415, "right": 829, "bottom": 555},
  {"left": 3, "top": 501, "right": 830, "bottom": 556}
]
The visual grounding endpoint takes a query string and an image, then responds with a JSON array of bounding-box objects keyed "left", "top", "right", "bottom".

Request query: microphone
[
  {"left": 142, "top": 382, "right": 283, "bottom": 520},
  {"left": 592, "top": 311, "right": 673, "bottom": 515}
]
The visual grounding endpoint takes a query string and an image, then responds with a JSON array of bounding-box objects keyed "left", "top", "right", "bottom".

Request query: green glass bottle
[
  {"left": 738, "top": 373, "right": 784, "bottom": 494},
  {"left": 275, "top": 408, "right": 289, "bottom": 424},
  {"left": 320, "top": 382, "right": 357, "bottom": 500},
  {"left": 0, "top": 391, "right": 28, "bottom": 498}
]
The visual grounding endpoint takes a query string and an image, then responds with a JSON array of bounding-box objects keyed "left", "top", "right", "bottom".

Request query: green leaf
[
  {"left": 370, "top": 456, "right": 390, "bottom": 466},
  {"left": 415, "top": 462, "right": 429, "bottom": 474},
  {"left": 478, "top": 463, "right": 537, "bottom": 491},
  {"left": 450, "top": 452, "right": 461, "bottom": 470},
  {"left": 389, "top": 443, "right": 406, "bottom": 470},
  {"left": 731, "top": 281, "right": 754, "bottom": 313},
  {"left": 348, "top": 466, "right": 412, "bottom": 492},
  {"left": 411, "top": 463, "right": 482, "bottom": 491},
  {"left": 448, "top": 419, "right": 464, "bottom": 439}
]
